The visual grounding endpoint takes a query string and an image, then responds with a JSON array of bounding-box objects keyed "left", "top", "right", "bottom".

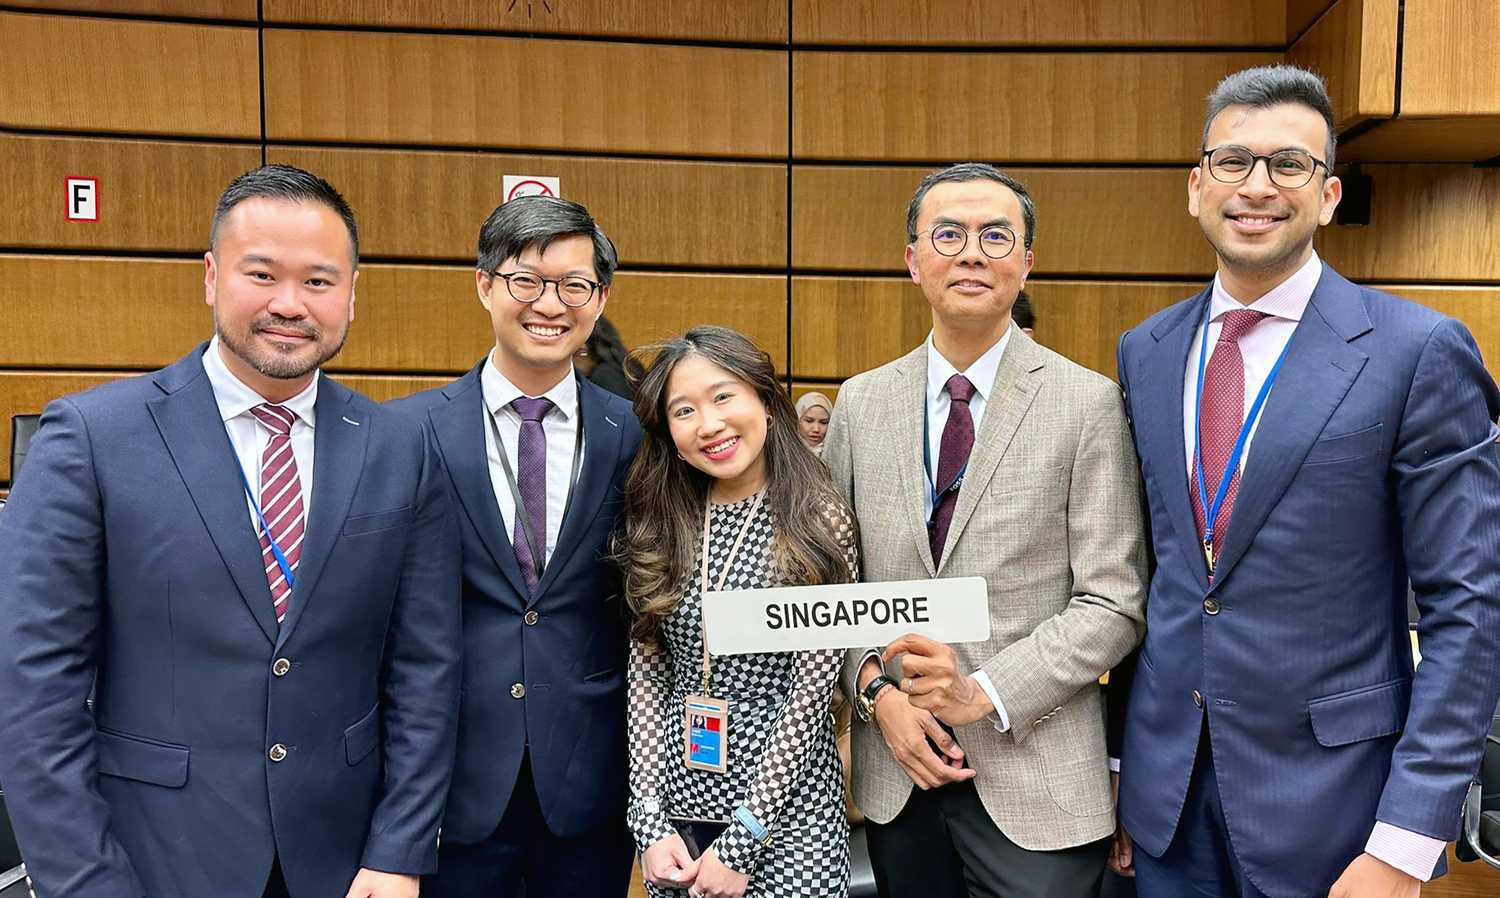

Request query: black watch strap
[{"left": 862, "top": 674, "right": 898, "bottom": 705}]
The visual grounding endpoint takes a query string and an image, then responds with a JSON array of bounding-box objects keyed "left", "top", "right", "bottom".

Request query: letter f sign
[{"left": 67, "top": 177, "right": 98, "bottom": 222}]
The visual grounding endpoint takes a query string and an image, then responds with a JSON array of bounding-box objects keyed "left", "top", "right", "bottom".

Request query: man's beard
[{"left": 217, "top": 314, "right": 349, "bottom": 381}]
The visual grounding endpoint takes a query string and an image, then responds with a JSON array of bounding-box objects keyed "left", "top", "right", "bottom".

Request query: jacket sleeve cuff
[
  {"left": 627, "top": 796, "right": 677, "bottom": 854},
  {"left": 1364, "top": 821, "right": 1446, "bottom": 882},
  {"left": 710, "top": 817, "right": 765, "bottom": 875},
  {"left": 360, "top": 832, "right": 440, "bottom": 876}
]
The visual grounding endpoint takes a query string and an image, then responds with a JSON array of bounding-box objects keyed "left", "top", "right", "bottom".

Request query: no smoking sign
[{"left": 503, "top": 175, "right": 560, "bottom": 202}]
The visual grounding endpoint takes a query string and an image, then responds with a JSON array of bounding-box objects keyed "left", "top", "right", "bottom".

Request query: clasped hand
[
  {"left": 883, "top": 634, "right": 994, "bottom": 726},
  {"left": 641, "top": 836, "right": 749, "bottom": 898}
]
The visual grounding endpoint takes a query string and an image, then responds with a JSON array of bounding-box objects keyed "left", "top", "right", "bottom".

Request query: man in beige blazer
[{"left": 825, "top": 163, "right": 1148, "bottom": 898}]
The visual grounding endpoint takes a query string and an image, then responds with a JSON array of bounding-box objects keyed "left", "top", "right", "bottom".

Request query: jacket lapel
[
  {"left": 893, "top": 346, "right": 938, "bottom": 577},
  {"left": 532, "top": 376, "right": 624, "bottom": 601},
  {"left": 147, "top": 347, "right": 278, "bottom": 644},
  {"left": 1209, "top": 267, "right": 1370, "bottom": 589}
]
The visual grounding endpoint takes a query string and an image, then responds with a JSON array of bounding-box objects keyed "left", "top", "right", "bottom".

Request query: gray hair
[
  {"left": 1203, "top": 65, "right": 1338, "bottom": 168},
  {"left": 211, "top": 164, "right": 359, "bottom": 267},
  {"left": 905, "top": 163, "right": 1037, "bottom": 250},
  {"left": 477, "top": 195, "right": 619, "bottom": 286}
]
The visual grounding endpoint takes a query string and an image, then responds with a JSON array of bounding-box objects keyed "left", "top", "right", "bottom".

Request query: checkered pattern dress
[{"left": 627, "top": 495, "right": 855, "bottom": 897}]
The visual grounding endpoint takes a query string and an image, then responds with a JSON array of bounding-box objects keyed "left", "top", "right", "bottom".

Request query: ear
[
  {"left": 475, "top": 268, "right": 494, "bottom": 312},
  {"left": 1019, "top": 248, "right": 1035, "bottom": 284},
  {"left": 595, "top": 284, "right": 610, "bottom": 321},
  {"left": 1317, "top": 174, "right": 1343, "bottom": 226},
  {"left": 347, "top": 268, "right": 359, "bottom": 324},
  {"left": 905, "top": 243, "right": 921, "bottom": 285},
  {"left": 203, "top": 251, "right": 218, "bottom": 309},
  {"left": 1187, "top": 166, "right": 1202, "bottom": 219}
]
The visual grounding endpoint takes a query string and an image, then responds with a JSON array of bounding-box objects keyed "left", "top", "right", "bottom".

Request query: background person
[{"left": 795, "top": 390, "right": 832, "bottom": 457}]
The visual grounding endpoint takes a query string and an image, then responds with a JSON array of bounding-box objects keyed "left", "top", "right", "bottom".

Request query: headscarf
[{"left": 795, "top": 391, "right": 833, "bottom": 456}]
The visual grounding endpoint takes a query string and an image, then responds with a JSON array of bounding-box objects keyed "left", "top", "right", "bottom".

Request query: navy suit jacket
[
  {"left": 388, "top": 363, "right": 643, "bottom": 843},
  {"left": 0, "top": 346, "right": 462, "bottom": 898},
  {"left": 1114, "top": 266, "right": 1500, "bottom": 896}
]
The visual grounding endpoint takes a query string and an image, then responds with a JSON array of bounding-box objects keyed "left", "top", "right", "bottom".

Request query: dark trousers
[
  {"left": 261, "top": 858, "right": 290, "bottom": 898},
  {"left": 866, "top": 778, "right": 1109, "bottom": 898},
  {"left": 424, "top": 754, "right": 634, "bottom": 898}
]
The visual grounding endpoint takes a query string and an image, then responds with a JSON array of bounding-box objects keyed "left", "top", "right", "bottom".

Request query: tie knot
[
  {"left": 946, "top": 374, "right": 975, "bottom": 405},
  {"left": 1217, "top": 309, "right": 1269, "bottom": 345},
  {"left": 250, "top": 404, "right": 295, "bottom": 436},
  {"left": 511, "top": 396, "right": 554, "bottom": 423}
]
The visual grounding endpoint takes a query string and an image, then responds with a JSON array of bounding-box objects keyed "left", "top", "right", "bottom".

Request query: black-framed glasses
[
  {"left": 920, "top": 223, "right": 1018, "bottom": 260},
  {"left": 489, "top": 270, "right": 601, "bottom": 308},
  {"left": 1201, "top": 145, "right": 1330, "bottom": 189}
]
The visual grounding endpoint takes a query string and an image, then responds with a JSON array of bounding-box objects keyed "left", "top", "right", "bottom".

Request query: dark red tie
[
  {"left": 930, "top": 374, "right": 975, "bottom": 564},
  {"left": 250, "top": 403, "right": 304, "bottom": 625},
  {"left": 1191, "top": 309, "right": 1268, "bottom": 564}
]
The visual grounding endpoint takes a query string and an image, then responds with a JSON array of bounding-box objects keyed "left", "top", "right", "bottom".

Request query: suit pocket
[
  {"left": 344, "top": 704, "right": 381, "bottom": 765},
  {"left": 990, "top": 463, "right": 1065, "bottom": 498},
  {"left": 96, "top": 727, "right": 189, "bottom": 788},
  {"left": 582, "top": 666, "right": 620, "bottom": 683},
  {"left": 342, "top": 506, "right": 414, "bottom": 537},
  {"left": 1303, "top": 423, "right": 1383, "bottom": 466},
  {"left": 1308, "top": 677, "right": 1409, "bottom": 747}
]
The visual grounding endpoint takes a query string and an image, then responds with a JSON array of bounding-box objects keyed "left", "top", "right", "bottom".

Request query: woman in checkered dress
[{"left": 616, "top": 327, "right": 856, "bottom": 898}]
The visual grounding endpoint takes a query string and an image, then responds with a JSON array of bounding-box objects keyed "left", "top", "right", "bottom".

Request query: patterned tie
[
  {"left": 511, "top": 397, "right": 553, "bottom": 591},
  {"left": 929, "top": 374, "right": 976, "bottom": 565},
  {"left": 250, "top": 404, "right": 304, "bottom": 625},
  {"left": 1191, "top": 309, "right": 1268, "bottom": 566}
]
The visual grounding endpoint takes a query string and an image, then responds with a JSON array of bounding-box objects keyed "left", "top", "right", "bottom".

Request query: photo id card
[{"left": 683, "top": 695, "right": 729, "bottom": 773}]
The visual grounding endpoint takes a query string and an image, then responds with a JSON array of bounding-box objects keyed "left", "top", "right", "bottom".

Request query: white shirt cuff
[
  {"left": 1108, "top": 757, "right": 1121, "bottom": 773},
  {"left": 1364, "top": 821, "right": 1446, "bottom": 882},
  {"left": 970, "top": 669, "right": 1010, "bottom": 733}
]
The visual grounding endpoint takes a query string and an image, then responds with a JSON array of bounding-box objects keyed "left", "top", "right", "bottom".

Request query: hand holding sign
[{"left": 884, "top": 634, "right": 996, "bottom": 727}]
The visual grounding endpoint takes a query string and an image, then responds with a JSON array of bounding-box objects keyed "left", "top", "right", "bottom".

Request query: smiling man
[
  {"left": 1113, "top": 65, "right": 1500, "bottom": 898},
  {"left": 0, "top": 165, "right": 462, "bottom": 898},
  {"left": 388, "top": 196, "right": 643, "bottom": 898},
  {"left": 824, "top": 163, "right": 1148, "bottom": 898}
]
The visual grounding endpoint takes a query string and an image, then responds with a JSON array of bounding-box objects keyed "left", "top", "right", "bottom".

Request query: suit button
[
  {"left": 511, "top": 683, "right": 526, "bottom": 699},
  {"left": 1192, "top": 690, "right": 1204, "bottom": 709},
  {"left": 1203, "top": 599, "right": 1221, "bottom": 615},
  {"left": 268, "top": 743, "right": 287, "bottom": 762},
  {"left": 524, "top": 611, "right": 540, "bottom": 626},
  {"left": 272, "top": 658, "right": 291, "bottom": 677}
]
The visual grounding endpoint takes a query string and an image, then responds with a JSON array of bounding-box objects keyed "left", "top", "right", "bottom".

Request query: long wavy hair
[{"left": 614, "top": 326, "right": 856, "bottom": 650}]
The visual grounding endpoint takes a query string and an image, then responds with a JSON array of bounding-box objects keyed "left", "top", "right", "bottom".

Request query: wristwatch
[{"left": 855, "top": 674, "right": 898, "bottom": 723}]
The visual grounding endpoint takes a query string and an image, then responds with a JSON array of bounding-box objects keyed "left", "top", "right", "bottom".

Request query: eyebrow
[
  {"left": 240, "top": 255, "right": 343, "bottom": 277},
  {"left": 933, "top": 215, "right": 1014, "bottom": 229},
  {"left": 666, "top": 380, "right": 739, "bottom": 408}
]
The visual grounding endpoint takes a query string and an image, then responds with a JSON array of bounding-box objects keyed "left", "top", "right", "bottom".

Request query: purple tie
[
  {"left": 1191, "top": 309, "right": 1268, "bottom": 563},
  {"left": 930, "top": 374, "right": 975, "bottom": 564},
  {"left": 511, "top": 396, "right": 553, "bottom": 591}
]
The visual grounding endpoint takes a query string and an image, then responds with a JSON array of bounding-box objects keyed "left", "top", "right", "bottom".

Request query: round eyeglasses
[
  {"left": 921, "top": 223, "right": 1018, "bottom": 260},
  {"left": 1201, "top": 145, "right": 1330, "bottom": 190},
  {"left": 489, "top": 271, "right": 602, "bottom": 308}
]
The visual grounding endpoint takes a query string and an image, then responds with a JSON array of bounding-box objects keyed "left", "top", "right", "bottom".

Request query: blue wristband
[{"left": 733, "top": 806, "right": 771, "bottom": 844}]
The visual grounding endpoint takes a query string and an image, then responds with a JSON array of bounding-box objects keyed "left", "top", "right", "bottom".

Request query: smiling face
[
  {"left": 665, "top": 353, "right": 770, "bottom": 498},
  {"left": 905, "top": 179, "right": 1035, "bottom": 335},
  {"left": 204, "top": 197, "right": 357, "bottom": 402},
  {"left": 1190, "top": 102, "right": 1341, "bottom": 295},
  {"left": 798, "top": 404, "right": 829, "bottom": 446}
]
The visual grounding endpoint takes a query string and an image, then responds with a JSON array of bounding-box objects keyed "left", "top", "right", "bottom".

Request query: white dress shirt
[
  {"left": 1175, "top": 254, "right": 1445, "bottom": 882},
  {"left": 481, "top": 353, "right": 583, "bottom": 567},
  {"left": 202, "top": 336, "right": 317, "bottom": 532}
]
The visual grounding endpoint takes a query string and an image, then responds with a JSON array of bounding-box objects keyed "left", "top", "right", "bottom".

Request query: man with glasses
[
  {"left": 825, "top": 163, "right": 1148, "bottom": 897},
  {"left": 389, "top": 196, "right": 643, "bottom": 898},
  {"left": 1112, "top": 65, "right": 1500, "bottom": 897}
]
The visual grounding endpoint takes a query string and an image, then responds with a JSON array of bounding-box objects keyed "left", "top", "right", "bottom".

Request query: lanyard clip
[{"left": 1202, "top": 537, "right": 1216, "bottom": 575}]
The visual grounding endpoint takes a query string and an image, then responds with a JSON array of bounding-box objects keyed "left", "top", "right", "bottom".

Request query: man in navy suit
[
  {"left": 0, "top": 166, "right": 461, "bottom": 898},
  {"left": 390, "top": 196, "right": 643, "bottom": 898},
  {"left": 1111, "top": 65, "right": 1500, "bottom": 898}
]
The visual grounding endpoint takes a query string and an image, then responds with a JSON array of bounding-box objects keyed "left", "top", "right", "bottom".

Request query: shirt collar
[
  {"left": 1209, "top": 251, "right": 1322, "bottom": 324},
  {"left": 203, "top": 335, "right": 319, "bottom": 428},
  {"left": 482, "top": 351, "right": 579, "bottom": 420},
  {"left": 926, "top": 325, "right": 1012, "bottom": 408}
]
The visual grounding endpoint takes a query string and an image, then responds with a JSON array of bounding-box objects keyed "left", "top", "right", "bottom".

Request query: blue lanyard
[
  {"left": 921, "top": 394, "right": 970, "bottom": 518},
  {"left": 1192, "top": 303, "right": 1292, "bottom": 574},
  {"left": 237, "top": 463, "right": 296, "bottom": 592}
]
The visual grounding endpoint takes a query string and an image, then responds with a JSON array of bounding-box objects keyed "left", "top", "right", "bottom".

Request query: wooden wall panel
[
  {"left": 0, "top": 12, "right": 260, "bottom": 138},
  {"left": 5, "top": 0, "right": 256, "bottom": 17},
  {"left": 1399, "top": 285, "right": 1500, "bottom": 375},
  {"left": 0, "top": 133, "right": 261, "bottom": 252},
  {"left": 264, "top": 0, "right": 787, "bottom": 43},
  {"left": 793, "top": 166, "right": 1215, "bottom": 277},
  {"left": 1287, "top": 0, "right": 1398, "bottom": 131},
  {"left": 1342, "top": 117, "right": 1500, "bottom": 163},
  {"left": 1287, "top": 0, "right": 1338, "bottom": 42},
  {"left": 793, "top": 0, "right": 1284, "bottom": 47},
  {"left": 263, "top": 30, "right": 787, "bottom": 158},
  {"left": 1315, "top": 165, "right": 1500, "bottom": 283},
  {"left": 268, "top": 146, "right": 786, "bottom": 267},
  {"left": 793, "top": 51, "right": 1279, "bottom": 163},
  {"left": 1399, "top": 1, "right": 1500, "bottom": 116}
]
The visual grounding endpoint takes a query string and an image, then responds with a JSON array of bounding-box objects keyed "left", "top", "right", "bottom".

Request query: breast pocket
[
  {"left": 1303, "top": 423, "right": 1384, "bottom": 466},
  {"left": 342, "top": 506, "right": 414, "bottom": 537}
]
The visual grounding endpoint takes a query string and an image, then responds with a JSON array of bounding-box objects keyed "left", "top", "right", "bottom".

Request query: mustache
[{"left": 253, "top": 316, "right": 319, "bottom": 339}]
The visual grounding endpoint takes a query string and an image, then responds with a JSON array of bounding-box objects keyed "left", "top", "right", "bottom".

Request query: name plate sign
[{"left": 703, "top": 577, "right": 990, "bottom": 655}]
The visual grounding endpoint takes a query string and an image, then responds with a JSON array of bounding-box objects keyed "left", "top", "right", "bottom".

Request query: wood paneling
[
  {"left": 1287, "top": 0, "right": 1338, "bottom": 43},
  {"left": 793, "top": 166, "right": 1215, "bottom": 277},
  {"left": 1287, "top": 0, "right": 1398, "bottom": 132},
  {"left": 268, "top": 146, "right": 786, "bottom": 267},
  {"left": 263, "top": 0, "right": 787, "bottom": 44},
  {"left": 0, "top": 255, "right": 787, "bottom": 373},
  {"left": 263, "top": 30, "right": 787, "bottom": 158},
  {"left": 793, "top": 51, "right": 1279, "bottom": 163},
  {"left": 0, "top": 133, "right": 260, "bottom": 252},
  {"left": 1401, "top": 285, "right": 1500, "bottom": 377},
  {"left": 1342, "top": 117, "right": 1500, "bottom": 163},
  {"left": 1399, "top": 1, "right": 1500, "bottom": 116},
  {"left": 1431, "top": 845, "right": 1500, "bottom": 898},
  {"left": 1315, "top": 165, "right": 1500, "bottom": 283},
  {"left": 0, "top": 12, "right": 260, "bottom": 138},
  {"left": 5, "top": 0, "right": 256, "bottom": 17},
  {"left": 793, "top": 0, "right": 1284, "bottom": 47}
]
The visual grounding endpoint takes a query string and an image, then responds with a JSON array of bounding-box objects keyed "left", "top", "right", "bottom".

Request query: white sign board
[
  {"left": 66, "top": 177, "right": 98, "bottom": 222},
  {"left": 503, "top": 175, "right": 561, "bottom": 202},
  {"left": 703, "top": 577, "right": 990, "bottom": 655}
]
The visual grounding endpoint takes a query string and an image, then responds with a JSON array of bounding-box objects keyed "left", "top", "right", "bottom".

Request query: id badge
[{"left": 683, "top": 695, "right": 729, "bottom": 773}]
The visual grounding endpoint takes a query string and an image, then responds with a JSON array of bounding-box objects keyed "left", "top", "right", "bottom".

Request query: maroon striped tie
[
  {"left": 1191, "top": 309, "right": 1268, "bottom": 564},
  {"left": 250, "top": 404, "right": 304, "bottom": 625}
]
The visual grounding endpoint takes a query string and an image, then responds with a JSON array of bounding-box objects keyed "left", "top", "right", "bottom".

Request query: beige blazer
[{"left": 827, "top": 330, "right": 1148, "bottom": 851}]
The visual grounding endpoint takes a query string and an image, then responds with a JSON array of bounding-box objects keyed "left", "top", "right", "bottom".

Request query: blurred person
[
  {"left": 1012, "top": 288, "right": 1035, "bottom": 337},
  {"left": 795, "top": 390, "right": 832, "bottom": 456},
  {"left": 578, "top": 314, "right": 635, "bottom": 401}
]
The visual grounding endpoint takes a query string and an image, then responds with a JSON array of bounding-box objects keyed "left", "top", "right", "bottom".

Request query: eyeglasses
[
  {"left": 1201, "top": 145, "right": 1330, "bottom": 190},
  {"left": 488, "top": 271, "right": 602, "bottom": 308},
  {"left": 919, "top": 223, "right": 1018, "bottom": 260}
]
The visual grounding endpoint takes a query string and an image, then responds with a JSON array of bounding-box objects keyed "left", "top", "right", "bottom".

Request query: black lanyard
[{"left": 485, "top": 401, "right": 586, "bottom": 584}]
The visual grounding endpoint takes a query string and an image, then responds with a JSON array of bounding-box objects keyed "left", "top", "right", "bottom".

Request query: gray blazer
[{"left": 827, "top": 330, "right": 1148, "bottom": 851}]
